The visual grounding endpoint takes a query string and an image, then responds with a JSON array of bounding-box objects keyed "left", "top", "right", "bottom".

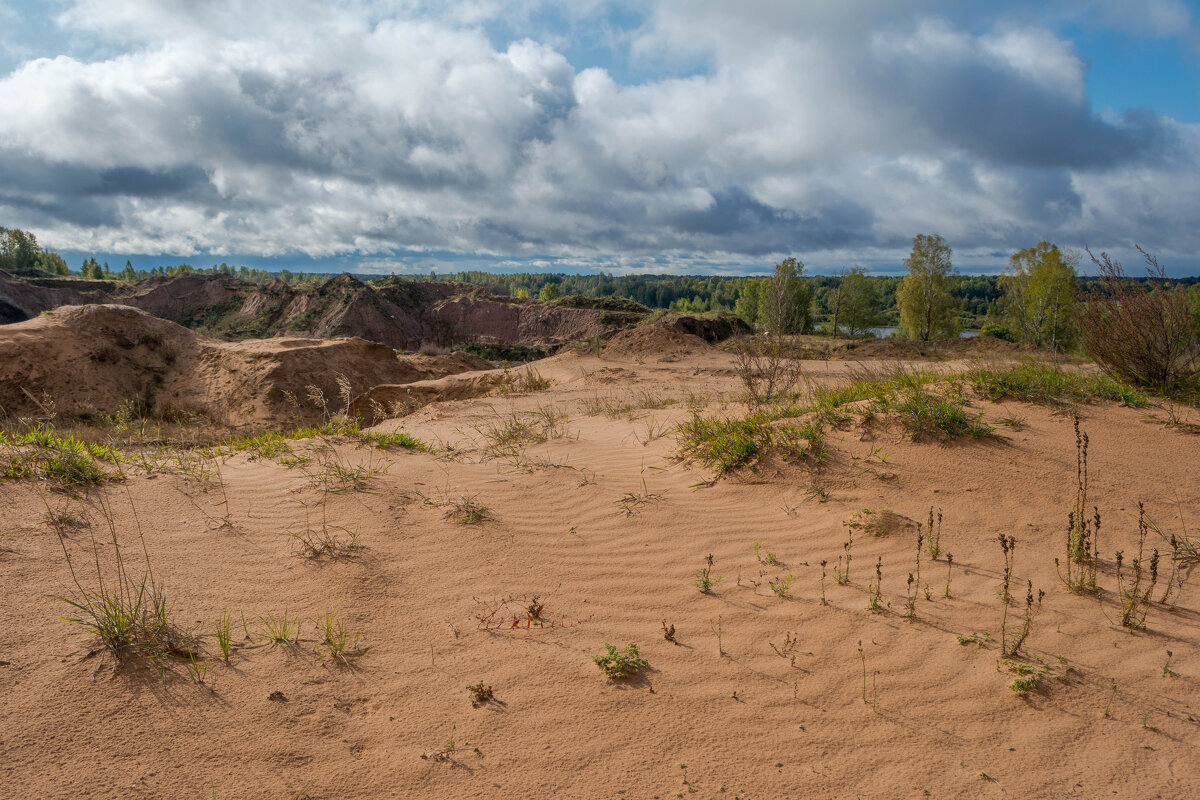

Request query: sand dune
[{"left": 1, "top": 338, "right": 1199, "bottom": 799}]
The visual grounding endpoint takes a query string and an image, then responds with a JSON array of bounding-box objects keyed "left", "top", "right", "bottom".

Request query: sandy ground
[{"left": 2, "top": 346, "right": 1200, "bottom": 799}]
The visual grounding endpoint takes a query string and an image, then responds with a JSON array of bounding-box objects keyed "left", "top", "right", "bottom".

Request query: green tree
[
  {"left": 837, "top": 267, "right": 881, "bottom": 337},
  {"left": 897, "top": 233, "right": 958, "bottom": 340},
  {"left": 760, "top": 257, "right": 811, "bottom": 335},
  {"left": 1000, "top": 241, "right": 1077, "bottom": 349},
  {"left": 735, "top": 279, "right": 764, "bottom": 327},
  {"left": 538, "top": 282, "right": 562, "bottom": 301}
]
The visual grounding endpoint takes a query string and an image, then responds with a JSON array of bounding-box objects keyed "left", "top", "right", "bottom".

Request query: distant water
[{"left": 866, "top": 327, "right": 978, "bottom": 339}]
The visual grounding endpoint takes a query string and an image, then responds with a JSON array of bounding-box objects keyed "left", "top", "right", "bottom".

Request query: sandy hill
[{"left": 0, "top": 304, "right": 488, "bottom": 428}]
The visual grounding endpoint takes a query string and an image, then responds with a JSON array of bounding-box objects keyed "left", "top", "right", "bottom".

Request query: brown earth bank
[
  {"left": 0, "top": 304, "right": 491, "bottom": 429},
  {"left": 0, "top": 271, "right": 747, "bottom": 351},
  {"left": 2, "top": 342, "right": 1200, "bottom": 799}
]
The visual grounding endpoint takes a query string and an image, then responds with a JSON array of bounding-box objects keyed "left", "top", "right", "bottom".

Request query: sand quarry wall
[{"left": 0, "top": 305, "right": 489, "bottom": 428}]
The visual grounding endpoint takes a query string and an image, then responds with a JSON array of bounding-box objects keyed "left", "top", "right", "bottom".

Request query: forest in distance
[{"left": 4, "top": 225, "right": 1199, "bottom": 346}]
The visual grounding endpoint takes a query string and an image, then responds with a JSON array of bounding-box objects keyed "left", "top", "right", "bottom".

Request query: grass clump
[
  {"left": 968, "top": 362, "right": 1149, "bottom": 408},
  {"left": 1, "top": 426, "right": 121, "bottom": 485},
  {"left": 592, "top": 643, "right": 649, "bottom": 679},
  {"left": 53, "top": 492, "right": 194, "bottom": 664},
  {"left": 356, "top": 431, "right": 431, "bottom": 451},
  {"left": 316, "top": 611, "right": 366, "bottom": 667}
]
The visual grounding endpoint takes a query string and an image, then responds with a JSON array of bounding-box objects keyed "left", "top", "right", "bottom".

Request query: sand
[{"left": 2, "top": 338, "right": 1199, "bottom": 799}]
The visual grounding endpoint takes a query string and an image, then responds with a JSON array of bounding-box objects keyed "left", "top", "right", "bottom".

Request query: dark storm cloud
[{"left": 0, "top": 0, "right": 1196, "bottom": 270}]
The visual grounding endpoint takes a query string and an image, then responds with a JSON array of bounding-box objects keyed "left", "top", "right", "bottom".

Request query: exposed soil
[
  {"left": 0, "top": 271, "right": 665, "bottom": 350},
  {"left": 2, "top": 342, "right": 1199, "bottom": 799},
  {"left": 0, "top": 305, "right": 489, "bottom": 429}
]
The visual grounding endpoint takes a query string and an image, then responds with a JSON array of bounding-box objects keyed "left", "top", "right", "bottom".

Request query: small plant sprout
[
  {"left": 835, "top": 531, "right": 853, "bottom": 585},
  {"left": 769, "top": 573, "right": 794, "bottom": 598},
  {"left": 1163, "top": 650, "right": 1175, "bottom": 677},
  {"left": 214, "top": 611, "right": 232, "bottom": 661},
  {"left": 1114, "top": 503, "right": 1159, "bottom": 630},
  {"left": 770, "top": 631, "right": 800, "bottom": 667},
  {"left": 943, "top": 554, "right": 954, "bottom": 598},
  {"left": 998, "top": 534, "right": 1016, "bottom": 654},
  {"left": 1005, "top": 580, "right": 1044, "bottom": 657},
  {"left": 1103, "top": 681, "right": 1118, "bottom": 718},
  {"left": 904, "top": 572, "right": 916, "bottom": 620},
  {"left": 712, "top": 615, "right": 725, "bottom": 657},
  {"left": 1002, "top": 658, "right": 1048, "bottom": 698},
  {"left": 867, "top": 557, "right": 883, "bottom": 611},
  {"left": 819, "top": 559, "right": 828, "bottom": 604},
  {"left": 662, "top": 620, "right": 676, "bottom": 642},
  {"left": 857, "top": 640, "right": 878, "bottom": 707},
  {"left": 925, "top": 507, "right": 943, "bottom": 560},
  {"left": 316, "top": 611, "right": 365, "bottom": 667},
  {"left": 695, "top": 555, "right": 722, "bottom": 594},
  {"left": 421, "top": 725, "right": 469, "bottom": 761},
  {"left": 592, "top": 643, "right": 649, "bottom": 679}
]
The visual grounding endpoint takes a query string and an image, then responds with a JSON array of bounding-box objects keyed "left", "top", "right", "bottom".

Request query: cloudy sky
[{"left": 1, "top": 1, "right": 1198, "bottom": 276}]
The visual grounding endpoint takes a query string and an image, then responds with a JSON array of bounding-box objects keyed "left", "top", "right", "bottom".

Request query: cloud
[{"left": 0, "top": 0, "right": 1196, "bottom": 272}]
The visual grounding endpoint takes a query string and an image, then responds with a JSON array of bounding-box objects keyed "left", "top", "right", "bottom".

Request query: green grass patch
[{"left": 968, "top": 363, "right": 1150, "bottom": 408}]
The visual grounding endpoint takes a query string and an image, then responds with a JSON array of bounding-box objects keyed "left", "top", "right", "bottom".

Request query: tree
[
  {"left": 897, "top": 233, "right": 958, "bottom": 340},
  {"left": 1000, "top": 241, "right": 1077, "bottom": 350},
  {"left": 760, "top": 256, "right": 811, "bottom": 335},
  {"left": 538, "top": 282, "right": 561, "bottom": 301},
  {"left": 735, "top": 279, "right": 764, "bottom": 327},
  {"left": 837, "top": 267, "right": 881, "bottom": 337}
]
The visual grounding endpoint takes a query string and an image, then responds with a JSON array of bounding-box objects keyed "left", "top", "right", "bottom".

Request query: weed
[
  {"left": 662, "top": 620, "right": 676, "bottom": 642},
  {"left": 214, "top": 612, "right": 232, "bottom": 661},
  {"left": 472, "top": 591, "right": 587, "bottom": 630},
  {"left": 291, "top": 525, "right": 361, "bottom": 560},
  {"left": 185, "top": 652, "right": 215, "bottom": 691},
  {"left": 769, "top": 573, "right": 794, "bottom": 598},
  {"left": 1002, "top": 658, "right": 1048, "bottom": 698},
  {"left": 421, "top": 725, "right": 469, "bottom": 761},
  {"left": 867, "top": 556, "right": 883, "bottom": 611},
  {"left": 925, "top": 507, "right": 943, "bottom": 560},
  {"left": 1005, "top": 580, "right": 1044, "bottom": 657},
  {"left": 316, "top": 611, "right": 366, "bottom": 667},
  {"left": 1114, "top": 507, "right": 1159, "bottom": 630},
  {"left": 1162, "top": 650, "right": 1175, "bottom": 677},
  {"left": 819, "top": 559, "right": 828, "bottom": 604},
  {"left": 695, "top": 557, "right": 722, "bottom": 594},
  {"left": 616, "top": 479, "right": 665, "bottom": 516},
  {"left": 467, "top": 682, "right": 494, "bottom": 705},
  {"left": 998, "top": 534, "right": 1016, "bottom": 653},
  {"left": 592, "top": 643, "right": 649, "bottom": 679},
  {"left": 711, "top": 615, "right": 724, "bottom": 657},
  {"left": 835, "top": 531, "right": 853, "bottom": 585},
  {"left": 257, "top": 610, "right": 300, "bottom": 648},
  {"left": 957, "top": 631, "right": 992, "bottom": 647},
  {"left": 52, "top": 489, "right": 195, "bottom": 665},
  {"left": 943, "top": 554, "right": 954, "bottom": 598},
  {"left": 445, "top": 495, "right": 491, "bottom": 525},
  {"left": 498, "top": 366, "right": 553, "bottom": 394},
  {"left": 1104, "top": 681, "right": 1118, "bottom": 718},
  {"left": 857, "top": 640, "right": 878, "bottom": 706}
]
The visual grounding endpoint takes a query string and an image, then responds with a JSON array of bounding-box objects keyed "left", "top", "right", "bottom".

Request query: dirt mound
[
  {"left": 602, "top": 323, "right": 711, "bottom": 361},
  {"left": 348, "top": 371, "right": 503, "bottom": 421},
  {"left": 0, "top": 305, "right": 486, "bottom": 429}
]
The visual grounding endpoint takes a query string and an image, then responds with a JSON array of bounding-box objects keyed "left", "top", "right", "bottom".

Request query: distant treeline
[{"left": 4, "top": 224, "right": 1198, "bottom": 336}]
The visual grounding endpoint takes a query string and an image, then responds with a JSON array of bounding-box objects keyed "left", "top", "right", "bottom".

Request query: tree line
[{"left": 3, "top": 224, "right": 1198, "bottom": 343}]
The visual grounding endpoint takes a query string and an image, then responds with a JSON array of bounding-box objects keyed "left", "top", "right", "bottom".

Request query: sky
[{"left": 1, "top": 1, "right": 1198, "bottom": 277}]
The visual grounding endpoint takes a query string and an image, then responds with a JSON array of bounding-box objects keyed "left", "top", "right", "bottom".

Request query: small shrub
[
  {"left": 592, "top": 643, "right": 649, "bottom": 679},
  {"left": 1080, "top": 247, "right": 1199, "bottom": 391}
]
